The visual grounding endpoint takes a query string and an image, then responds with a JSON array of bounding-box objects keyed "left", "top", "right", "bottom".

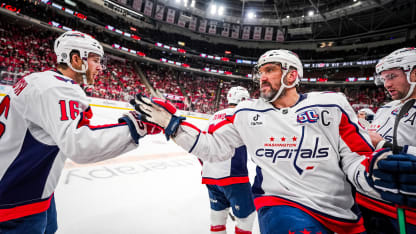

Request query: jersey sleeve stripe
[
  {"left": 188, "top": 132, "right": 201, "bottom": 153},
  {"left": 180, "top": 121, "right": 201, "bottom": 132},
  {"left": 76, "top": 108, "right": 128, "bottom": 130},
  {"left": 208, "top": 119, "right": 233, "bottom": 134},
  {"left": 339, "top": 112, "right": 374, "bottom": 158},
  {"left": 87, "top": 123, "right": 128, "bottom": 130}
]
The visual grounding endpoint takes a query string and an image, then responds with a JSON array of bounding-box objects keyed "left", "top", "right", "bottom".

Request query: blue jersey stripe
[
  {"left": 252, "top": 166, "right": 265, "bottom": 195},
  {"left": 0, "top": 130, "right": 59, "bottom": 208},
  {"left": 230, "top": 146, "right": 249, "bottom": 177}
]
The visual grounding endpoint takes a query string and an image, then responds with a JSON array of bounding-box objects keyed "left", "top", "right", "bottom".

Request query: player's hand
[
  {"left": 118, "top": 111, "right": 162, "bottom": 144},
  {"left": 368, "top": 131, "right": 383, "bottom": 148},
  {"left": 369, "top": 148, "right": 416, "bottom": 206},
  {"left": 130, "top": 94, "right": 185, "bottom": 140}
]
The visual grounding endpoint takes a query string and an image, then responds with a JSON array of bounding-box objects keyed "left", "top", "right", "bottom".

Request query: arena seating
[{"left": 0, "top": 8, "right": 392, "bottom": 114}]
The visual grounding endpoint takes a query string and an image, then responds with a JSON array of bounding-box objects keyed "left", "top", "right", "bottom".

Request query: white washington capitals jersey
[
  {"left": 0, "top": 70, "right": 137, "bottom": 222},
  {"left": 201, "top": 107, "right": 250, "bottom": 186},
  {"left": 174, "top": 92, "right": 376, "bottom": 234},
  {"left": 357, "top": 99, "right": 416, "bottom": 225}
]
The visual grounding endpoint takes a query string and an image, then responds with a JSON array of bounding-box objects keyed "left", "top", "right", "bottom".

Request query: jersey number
[
  {"left": 0, "top": 95, "right": 10, "bottom": 138},
  {"left": 59, "top": 100, "right": 80, "bottom": 121}
]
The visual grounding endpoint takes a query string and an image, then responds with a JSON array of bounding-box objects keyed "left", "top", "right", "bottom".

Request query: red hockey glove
[
  {"left": 130, "top": 94, "right": 185, "bottom": 140},
  {"left": 118, "top": 111, "right": 162, "bottom": 144}
]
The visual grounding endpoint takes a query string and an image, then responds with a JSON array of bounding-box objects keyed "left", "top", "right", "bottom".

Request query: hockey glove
[
  {"left": 131, "top": 93, "right": 185, "bottom": 140},
  {"left": 118, "top": 111, "right": 162, "bottom": 144},
  {"left": 369, "top": 148, "right": 416, "bottom": 207}
]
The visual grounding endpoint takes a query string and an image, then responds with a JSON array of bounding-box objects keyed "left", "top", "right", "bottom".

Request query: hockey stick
[
  {"left": 228, "top": 212, "right": 236, "bottom": 221},
  {"left": 392, "top": 98, "right": 415, "bottom": 234}
]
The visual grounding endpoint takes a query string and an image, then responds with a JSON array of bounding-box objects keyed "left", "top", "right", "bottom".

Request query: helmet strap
[
  {"left": 266, "top": 69, "right": 299, "bottom": 103},
  {"left": 402, "top": 70, "right": 416, "bottom": 101},
  {"left": 67, "top": 59, "right": 88, "bottom": 74},
  {"left": 402, "top": 83, "right": 416, "bottom": 101}
]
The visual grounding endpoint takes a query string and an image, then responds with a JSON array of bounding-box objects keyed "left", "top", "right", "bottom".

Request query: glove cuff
[
  {"left": 165, "top": 115, "right": 186, "bottom": 140},
  {"left": 119, "top": 116, "right": 141, "bottom": 144},
  {"left": 380, "top": 141, "right": 404, "bottom": 153},
  {"left": 369, "top": 148, "right": 392, "bottom": 176},
  {"left": 375, "top": 140, "right": 386, "bottom": 150}
]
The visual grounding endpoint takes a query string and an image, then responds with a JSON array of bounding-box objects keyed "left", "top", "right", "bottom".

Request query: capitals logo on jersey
[
  {"left": 297, "top": 110, "right": 319, "bottom": 123},
  {"left": 255, "top": 126, "right": 329, "bottom": 176}
]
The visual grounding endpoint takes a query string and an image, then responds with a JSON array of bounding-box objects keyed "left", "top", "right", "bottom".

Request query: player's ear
[
  {"left": 70, "top": 53, "right": 82, "bottom": 67},
  {"left": 287, "top": 69, "right": 298, "bottom": 84},
  {"left": 411, "top": 68, "right": 416, "bottom": 82}
]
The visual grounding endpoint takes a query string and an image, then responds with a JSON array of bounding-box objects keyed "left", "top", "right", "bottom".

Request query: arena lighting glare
[
  {"left": 308, "top": 10, "right": 314, "bottom": 16},
  {"left": 286, "top": 15, "right": 290, "bottom": 18},
  {"left": 247, "top": 11, "right": 256, "bottom": 19},
  {"left": 218, "top": 6, "right": 224, "bottom": 16},
  {"left": 210, "top": 4, "right": 217, "bottom": 15},
  {"left": 191, "top": 0, "right": 195, "bottom": 7}
]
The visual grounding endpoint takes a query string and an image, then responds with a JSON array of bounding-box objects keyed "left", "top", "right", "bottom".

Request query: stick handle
[{"left": 398, "top": 207, "right": 407, "bottom": 234}]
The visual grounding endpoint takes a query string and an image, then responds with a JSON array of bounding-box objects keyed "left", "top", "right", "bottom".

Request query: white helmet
[
  {"left": 375, "top": 47, "right": 416, "bottom": 100},
  {"left": 54, "top": 31, "right": 104, "bottom": 73},
  {"left": 358, "top": 108, "right": 375, "bottom": 122},
  {"left": 254, "top": 49, "right": 303, "bottom": 102},
  {"left": 227, "top": 86, "right": 250, "bottom": 105}
]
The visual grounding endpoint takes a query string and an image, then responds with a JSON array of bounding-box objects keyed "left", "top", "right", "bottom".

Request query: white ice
[{"left": 55, "top": 106, "right": 260, "bottom": 234}]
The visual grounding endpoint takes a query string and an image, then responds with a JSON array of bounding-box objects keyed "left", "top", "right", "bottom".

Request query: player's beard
[
  {"left": 394, "top": 91, "right": 406, "bottom": 100},
  {"left": 73, "top": 72, "right": 84, "bottom": 84},
  {"left": 260, "top": 81, "right": 285, "bottom": 101},
  {"left": 85, "top": 69, "right": 95, "bottom": 85}
]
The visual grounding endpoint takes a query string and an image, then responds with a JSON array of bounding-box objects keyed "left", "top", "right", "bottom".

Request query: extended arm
[
  {"left": 31, "top": 88, "right": 159, "bottom": 163},
  {"left": 133, "top": 94, "right": 244, "bottom": 162}
]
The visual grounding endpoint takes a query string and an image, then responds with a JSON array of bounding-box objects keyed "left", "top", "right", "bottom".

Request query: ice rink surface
[{"left": 55, "top": 106, "right": 260, "bottom": 234}]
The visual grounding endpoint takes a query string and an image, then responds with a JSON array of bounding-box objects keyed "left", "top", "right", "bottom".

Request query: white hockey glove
[
  {"left": 131, "top": 94, "right": 185, "bottom": 140},
  {"left": 118, "top": 111, "right": 162, "bottom": 144}
]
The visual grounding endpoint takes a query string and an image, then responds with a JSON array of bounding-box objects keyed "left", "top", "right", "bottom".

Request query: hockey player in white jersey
[
  {"left": 132, "top": 49, "right": 391, "bottom": 233},
  {"left": 357, "top": 47, "right": 416, "bottom": 233},
  {"left": 0, "top": 31, "right": 160, "bottom": 233},
  {"left": 202, "top": 86, "right": 255, "bottom": 234}
]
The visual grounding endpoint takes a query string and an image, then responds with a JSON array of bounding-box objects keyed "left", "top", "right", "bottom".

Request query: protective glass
[
  {"left": 374, "top": 68, "right": 406, "bottom": 86},
  {"left": 252, "top": 63, "right": 283, "bottom": 83}
]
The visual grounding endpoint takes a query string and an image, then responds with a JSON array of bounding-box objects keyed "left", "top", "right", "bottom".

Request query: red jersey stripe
[
  {"left": 202, "top": 176, "right": 250, "bottom": 186},
  {"left": 0, "top": 195, "right": 53, "bottom": 222}
]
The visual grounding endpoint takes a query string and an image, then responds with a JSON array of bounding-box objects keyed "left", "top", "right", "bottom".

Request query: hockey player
[
  {"left": 132, "top": 49, "right": 389, "bottom": 234},
  {"left": 357, "top": 108, "right": 375, "bottom": 130},
  {"left": 202, "top": 86, "right": 255, "bottom": 234},
  {"left": 357, "top": 47, "right": 416, "bottom": 233},
  {"left": 0, "top": 31, "right": 160, "bottom": 233}
]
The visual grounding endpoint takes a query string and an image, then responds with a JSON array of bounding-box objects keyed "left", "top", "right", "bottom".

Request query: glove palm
[{"left": 131, "top": 94, "right": 185, "bottom": 140}]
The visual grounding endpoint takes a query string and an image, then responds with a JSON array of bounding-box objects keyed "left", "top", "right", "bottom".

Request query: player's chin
[
  {"left": 389, "top": 91, "right": 400, "bottom": 100},
  {"left": 260, "top": 91, "right": 272, "bottom": 100},
  {"left": 260, "top": 85, "right": 270, "bottom": 93},
  {"left": 92, "top": 73, "right": 99, "bottom": 80}
]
